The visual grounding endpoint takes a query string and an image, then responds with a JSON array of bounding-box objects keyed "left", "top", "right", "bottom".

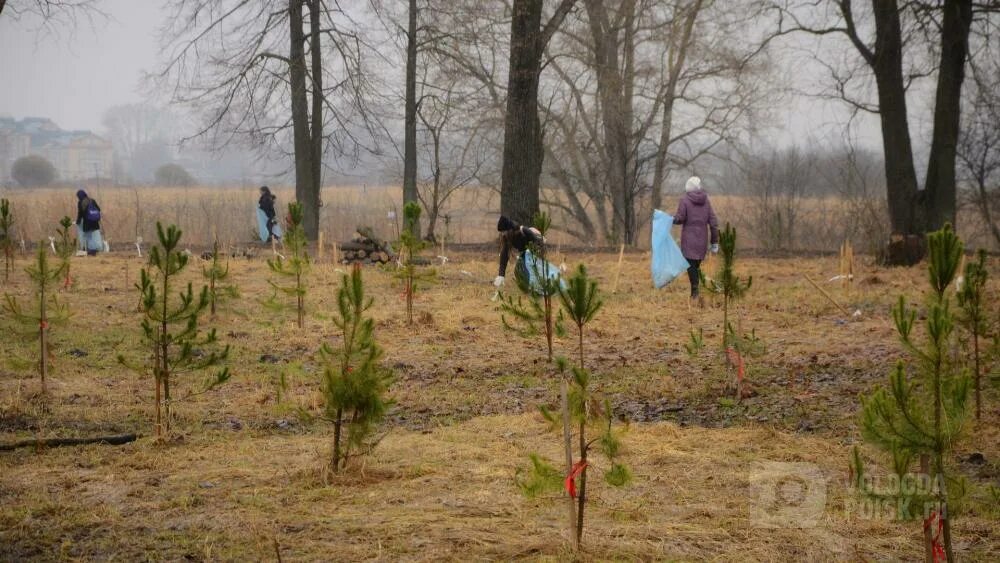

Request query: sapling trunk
[
  {"left": 39, "top": 280, "right": 47, "bottom": 394},
  {"left": 560, "top": 377, "right": 577, "bottom": 547},
  {"left": 576, "top": 418, "right": 587, "bottom": 546}
]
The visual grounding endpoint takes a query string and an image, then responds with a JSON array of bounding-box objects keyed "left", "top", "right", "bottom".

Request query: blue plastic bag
[
  {"left": 256, "top": 208, "right": 284, "bottom": 242},
  {"left": 516, "top": 249, "right": 565, "bottom": 294},
  {"left": 651, "top": 209, "right": 689, "bottom": 288}
]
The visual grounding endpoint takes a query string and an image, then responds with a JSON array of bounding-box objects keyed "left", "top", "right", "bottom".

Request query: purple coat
[{"left": 673, "top": 190, "right": 719, "bottom": 261}]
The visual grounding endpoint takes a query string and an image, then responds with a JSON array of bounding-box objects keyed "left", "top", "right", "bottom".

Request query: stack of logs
[{"left": 339, "top": 227, "right": 394, "bottom": 265}]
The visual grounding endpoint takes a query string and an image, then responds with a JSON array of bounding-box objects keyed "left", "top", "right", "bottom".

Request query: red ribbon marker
[
  {"left": 726, "top": 347, "right": 745, "bottom": 382},
  {"left": 564, "top": 460, "right": 588, "bottom": 498},
  {"left": 923, "top": 511, "right": 946, "bottom": 563},
  {"left": 39, "top": 320, "right": 49, "bottom": 330}
]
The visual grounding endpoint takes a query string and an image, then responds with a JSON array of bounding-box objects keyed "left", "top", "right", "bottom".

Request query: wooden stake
[
  {"left": 318, "top": 231, "right": 325, "bottom": 262},
  {"left": 333, "top": 242, "right": 339, "bottom": 265},
  {"left": 804, "top": 274, "right": 852, "bottom": 318},
  {"left": 611, "top": 243, "right": 625, "bottom": 293}
]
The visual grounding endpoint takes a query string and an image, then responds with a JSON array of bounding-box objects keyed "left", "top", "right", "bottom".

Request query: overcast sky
[
  {"left": 0, "top": 0, "right": 165, "bottom": 131},
  {"left": 0, "top": 1, "right": 882, "bottom": 148}
]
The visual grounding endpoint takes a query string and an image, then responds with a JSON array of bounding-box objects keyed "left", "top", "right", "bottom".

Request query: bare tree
[
  {"left": 0, "top": 0, "right": 103, "bottom": 30},
  {"left": 957, "top": 28, "right": 1000, "bottom": 247},
  {"left": 154, "top": 0, "right": 379, "bottom": 240},
  {"left": 415, "top": 86, "right": 486, "bottom": 242},
  {"left": 541, "top": 0, "right": 770, "bottom": 244},
  {"left": 772, "top": 1, "right": 987, "bottom": 263},
  {"left": 500, "top": 0, "right": 580, "bottom": 226},
  {"left": 403, "top": 0, "right": 421, "bottom": 238}
]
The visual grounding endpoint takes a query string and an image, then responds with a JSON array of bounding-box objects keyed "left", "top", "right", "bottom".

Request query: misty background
[{"left": 1, "top": 0, "right": 886, "bottom": 188}]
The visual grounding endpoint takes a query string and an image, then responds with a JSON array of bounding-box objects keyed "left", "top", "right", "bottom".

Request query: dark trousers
[{"left": 687, "top": 258, "right": 702, "bottom": 297}]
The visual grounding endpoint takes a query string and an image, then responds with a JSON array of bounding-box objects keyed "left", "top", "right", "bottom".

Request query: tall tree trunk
[
  {"left": 871, "top": 1, "right": 922, "bottom": 240},
  {"left": 289, "top": 0, "right": 316, "bottom": 239},
  {"left": 650, "top": 0, "right": 702, "bottom": 215},
  {"left": 306, "top": 0, "right": 324, "bottom": 240},
  {"left": 922, "top": 0, "right": 973, "bottom": 232},
  {"left": 403, "top": 0, "right": 421, "bottom": 238},
  {"left": 584, "top": 0, "right": 631, "bottom": 247},
  {"left": 501, "top": 0, "right": 579, "bottom": 226}
]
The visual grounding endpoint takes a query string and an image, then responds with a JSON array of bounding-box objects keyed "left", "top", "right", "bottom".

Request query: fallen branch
[
  {"left": 0, "top": 433, "right": 138, "bottom": 451},
  {"left": 803, "top": 274, "right": 852, "bottom": 318}
]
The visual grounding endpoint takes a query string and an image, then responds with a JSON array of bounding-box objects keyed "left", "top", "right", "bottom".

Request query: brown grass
[
  {"left": 1, "top": 248, "right": 998, "bottom": 560},
  {"left": 3, "top": 185, "right": 996, "bottom": 253}
]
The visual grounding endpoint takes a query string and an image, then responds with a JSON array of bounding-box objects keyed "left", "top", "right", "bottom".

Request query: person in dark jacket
[
  {"left": 494, "top": 215, "right": 544, "bottom": 288},
  {"left": 673, "top": 176, "right": 719, "bottom": 301},
  {"left": 258, "top": 186, "right": 279, "bottom": 242},
  {"left": 75, "top": 189, "right": 103, "bottom": 256}
]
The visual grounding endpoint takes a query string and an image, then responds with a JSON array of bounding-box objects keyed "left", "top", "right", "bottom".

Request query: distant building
[{"left": 0, "top": 117, "right": 113, "bottom": 183}]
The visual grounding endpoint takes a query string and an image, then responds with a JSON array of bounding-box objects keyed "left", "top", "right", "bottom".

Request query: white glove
[
  {"left": 493, "top": 275, "right": 505, "bottom": 288},
  {"left": 711, "top": 244, "right": 719, "bottom": 254}
]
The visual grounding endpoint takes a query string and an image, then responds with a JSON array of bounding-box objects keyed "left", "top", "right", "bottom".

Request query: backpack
[{"left": 84, "top": 199, "right": 101, "bottom": 222}]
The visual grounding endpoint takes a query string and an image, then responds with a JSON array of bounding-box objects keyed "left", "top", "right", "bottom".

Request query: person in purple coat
[{"left": 673, "top": 176, "right": 719, "bottom": 302}]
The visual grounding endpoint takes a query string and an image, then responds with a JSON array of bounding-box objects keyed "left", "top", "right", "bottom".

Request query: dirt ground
[{"left": 1, "top": 246, "right": 998, "bottom": 561}]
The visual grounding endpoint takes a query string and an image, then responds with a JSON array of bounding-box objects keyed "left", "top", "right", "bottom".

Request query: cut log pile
[{"left": 340, "top": 227, "right": 394, "bottom": 265}]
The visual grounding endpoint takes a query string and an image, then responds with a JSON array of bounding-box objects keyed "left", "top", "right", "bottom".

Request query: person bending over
[{"left": 494, "top": 215, "right": 544, "bottom": 288}]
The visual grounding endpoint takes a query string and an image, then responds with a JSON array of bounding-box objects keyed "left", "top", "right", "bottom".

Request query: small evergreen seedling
[
  {"left": 702, "top": 224, "right": 752, "bottom": 395},
  {"left": 3, "top": 245, "right": 69, "bottom": 394},
  {"left": 0, "top": 199, "right": 15, "bottom": 283},
  {"left": 956, "top": 249, "right": 990, "bottom": 421},
  {"left": 202, "top": 240, "right": 236, "bottom": 318},
  {"left": 685, "top": 328, "right": 705, "bottom": 357},
  {"left": 702, "top": 223, "right": 752, "bottom": 351},
  {"left": 517, "top": 360, "right": 630, "bottom": 550},
  {"left": 499, "top": 212, "right": 564, "bottom": 361},
  {"left": 852, "top": 224, "right": 970, "bottom": 563},
  {"left": 559, "top": 264, "right": 603, "bottom": 370},
  {"left": 320, "top": 264, "right": 393, "bottom": 472},
  {"left": 119, "top": 223, "right": 229, "bottom": 440},
  {"left": 268, "top": 202, "right": 310, "bottom": 328},
  {"left": 54, "top": 216, "right": 76, "bottom": 288},
  {"left": 395, "top": 202, "right": 436, "bottom": 325}
]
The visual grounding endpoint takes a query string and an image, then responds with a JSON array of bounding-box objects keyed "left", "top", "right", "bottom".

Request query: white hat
[{"left": 685, "top": 176, "right": 702, "bottom": 192}]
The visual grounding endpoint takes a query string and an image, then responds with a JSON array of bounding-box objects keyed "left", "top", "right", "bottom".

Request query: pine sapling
[
  {"left": 701, "top": 223, "right": 752, "bottom": 394},
  {"left": 852, "top": 224, "right": 970, "bottom": 563},
  {"left": 268, "top": 202, "right": 310, "bottom": 328},
  {"left": 3, "top": 245, "right": 69, "bottom": 394},
  {"left": 702, "top": 223, "right": 752, "bottom": 350},
  {"left": 54, "top": 216, "right": 76, "bottom": 288},
  {"left": 499, "top": 211, "right": 564, "bottom": 361},
  {"left": 320, "top": 264, "right": 393, "bottom": 472},
  {"left": 119, "top": 223, "right": 230, "bottom": 440},
  {"left": 395, "top": 202, "right": 436, "bottom": 324},
  {"left": 202, "top": 240, "right": 236, "bottom": 319},
  {"left": 956, "top": 249, "right": 990, "bottom": 421},
  {"left": 0, "top": 199, "right": 15, "bottom": 283},
  {"left": 518, "top": 361, "right": 631, "bottom": 550}
]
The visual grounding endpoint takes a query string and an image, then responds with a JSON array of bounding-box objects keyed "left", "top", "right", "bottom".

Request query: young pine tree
[
  {"left": 0, "top": 199, "right": 15, "bottom": 283},
  {"left": 499, "top": 211, "right": 564, "bottom": 361},
  {"left": 956, "top": 249, "right": 990, "bottom": 421},
  {"left": 202, "top": 240, "right": 236, "bottom": 319},
  {"left": 702, "top": 224, "right": 752, "bottom": 395},
  {"left": 517, "top": 360, "right": 631, "bottom": 550},
  {"left": 701, "top": 223, "right": 752, "bottom": 350},
  {"left": 120, "top": 223, "right": 230, "bottom": 440},
  {"left": 395, "top": 202, "right": 436, "bottom": 325},
  {"left": 268, "top": 202, "right": 310, "bottom": 328},
  {"left": 320, "top": 264, "right": 393, "bottom": 472},
  {"left": 853, "top": 225, "right": 970, "bottom": 563},
  {"left": 2, "top": 245, "right": 69, "bottom": 395},
  {"left": 54, "top": 216, "right": 76, "bottom": 288}
]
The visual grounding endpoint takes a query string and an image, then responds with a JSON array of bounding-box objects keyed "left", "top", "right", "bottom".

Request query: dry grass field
[
  {"left": 2, "top": 184, "right": 996, "bottom": 254},
  {"left": 1, "top": 242, "right": 998, "bottom": 561}
]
